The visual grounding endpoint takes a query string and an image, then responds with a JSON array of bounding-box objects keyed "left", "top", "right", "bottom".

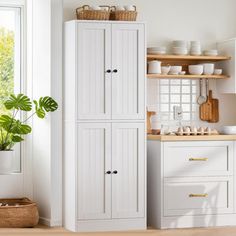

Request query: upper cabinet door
[
  {"left": 77, "top": 23, "right": 112, "bottom": 120},
  {"left": 111, "top": 123, "right": 145, "bottom": 219},
  {"left": 111, "top": 24, "right": 145, "bottom": 120},
  {"left": 77, "top": 123, "right": 112, "bottom": 220}
]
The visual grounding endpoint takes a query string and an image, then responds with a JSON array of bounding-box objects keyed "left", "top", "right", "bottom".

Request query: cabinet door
[
  {"left": 111, "top": 123, "right": 145, "bottom": 218},
  {"left": 77, "top": 123, "right": 112, "bottom": 220},
  {"left": 77, "top": 23, "right": 112, "bottom": 120},
  {"left": 111, "top": 24, "right": 145, "bottom": 120}
]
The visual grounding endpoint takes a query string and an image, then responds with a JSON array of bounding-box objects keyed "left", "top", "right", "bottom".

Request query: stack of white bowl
[
  {"left": 190, "top": 41, "right": 201, "bottom": 55},
  {"left": 172, "top": 40, "right": 188, "bottom": 55},
  {"left": 147, "top": 47, "right": 166, "bottom": 55},
  {"left": 204, "top": 49, "right": 218, "bottom": 56}
]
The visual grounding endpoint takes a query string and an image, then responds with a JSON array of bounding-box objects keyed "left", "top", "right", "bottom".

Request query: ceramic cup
[
  {"left": 91, "top": 5, "right": 101, "bottom": 10},
  {"left": 203, "top": 63, "right": 214, "bottom": 75},
  {"left": 124, "top": 5, "right": 135, "bottom": 11},
  {"left": 116, "top": 5, "right": 125, "bottom": 10}
]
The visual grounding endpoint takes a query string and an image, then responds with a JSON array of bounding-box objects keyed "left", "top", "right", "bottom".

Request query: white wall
[
  {"left": 63, "top": 0, "right": 236, "bottom": 128},
  {"left": 28, "top": 0, "right": 63, "bottom": 226}
]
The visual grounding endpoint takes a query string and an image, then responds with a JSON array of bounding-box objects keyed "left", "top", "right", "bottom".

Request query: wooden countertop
[{"left": 147, "top": 134, "right": 236, "bottom": 141}]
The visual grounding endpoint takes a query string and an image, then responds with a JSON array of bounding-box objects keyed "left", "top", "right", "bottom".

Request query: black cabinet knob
[
  {"left": 113, "top": 170, "right": 118, "bottom": 174},
  {"left": 113, "top": 69, "right": 118, "bottom": 73},
  {"left": 106, "top": 69, "right": 111, "bottom": 73},
  {"left": 106, "top": 171, "right": 111, "bottom": 174}
]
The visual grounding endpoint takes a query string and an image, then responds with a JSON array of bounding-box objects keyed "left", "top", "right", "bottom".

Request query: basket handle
[
  {"left": 110, "top": 6, "right": 116, "bottom": 11},
  {"left": 99, "top": 5, "right": 110, "bottom": 11},
  {"left": 131, "top": 5, "right": 137, "bottom": 11},
  {"left": 76, "top": 5, "right": 90, "bottom": 14}
]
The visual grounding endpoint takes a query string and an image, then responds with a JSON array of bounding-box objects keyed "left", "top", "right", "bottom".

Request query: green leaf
[
  {"left": 4, "top": 94, "right": 32, "bottom": 111},
  {"left": 34, "top": 97, "right": 58, "bottom": 119},
  {"left": 39, "top": 96, "right": 58, "bottom": 112},
  {"left": 12, "top": 135, "right": 24, "bottom": 142},
  {"left": 0, "top": 115, "right": 31, "bottom": 135}
]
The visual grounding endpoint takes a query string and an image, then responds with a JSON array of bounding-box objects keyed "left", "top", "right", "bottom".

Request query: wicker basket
[
  {"left": 110, "top": 6, "right": 137, "bottom": 21},
  {"left": 76, "top": 5, "right": 110, "bottom": 20},
  {"left": 0, "top": 198, "right": 39, "bottom": 228}
]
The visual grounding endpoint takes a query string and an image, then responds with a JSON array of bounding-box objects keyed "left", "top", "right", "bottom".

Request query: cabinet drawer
[
  {"left": 164, "top": 141, "right": 233, "bottom": 177},
  {"left": 164, "top": 177, "right": 233, "bottom": 216}
]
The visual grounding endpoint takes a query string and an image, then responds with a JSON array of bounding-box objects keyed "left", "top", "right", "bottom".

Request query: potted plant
[{"left": 0, "top": 94, "right": 58, "bottom": 174}]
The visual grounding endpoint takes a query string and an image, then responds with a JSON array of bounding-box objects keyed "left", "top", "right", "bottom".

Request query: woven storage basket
[
  {"left": 0, "top": 198, "right": 39, "bottom": 228},
  {"left": 110, "top": 6, "right": 137, "bottom": 21},
  {"left": 76, "top": 5, "right": 110, "bottom": 20}
]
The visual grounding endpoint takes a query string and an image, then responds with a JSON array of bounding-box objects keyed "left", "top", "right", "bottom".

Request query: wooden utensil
[
  {"left": 208, "top": 90, "right": 219, "bottom": 123},
  {"left": 147, "top": 111, "right": 156, "bottom": 134},
  {"left": 200, "top": 79, "right": 213, "bottom": 121}
]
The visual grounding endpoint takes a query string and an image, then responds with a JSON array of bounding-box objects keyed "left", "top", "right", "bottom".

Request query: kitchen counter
[{"left": 147, "top": 134, "right": 236, "bottom": 141}]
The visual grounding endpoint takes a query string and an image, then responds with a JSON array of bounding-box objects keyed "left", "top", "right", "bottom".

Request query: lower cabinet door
[
  {"left": 111, "top": 123, "right": 145, "bottom": 218},
  {"left": 77, "top": 123, "right": 112, "bottom": 220}
]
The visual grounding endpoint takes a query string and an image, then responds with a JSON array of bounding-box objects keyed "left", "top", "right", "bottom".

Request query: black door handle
[
  {"left": 106, "top": 171, "right": 111, "bottom": 174},
  {"left": 106, "top": 69, "right": 111, "bottom": 73},
  {"left": 112, "top": 170, "right": 118, "bottom": 174},
  {"left": 113, "top": 69, "right": 118, "bottom": 73}
]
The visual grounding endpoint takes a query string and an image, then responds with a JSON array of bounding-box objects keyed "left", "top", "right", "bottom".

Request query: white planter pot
[{"left": 0, "top": 151, "right": 14, "bottom": 174}]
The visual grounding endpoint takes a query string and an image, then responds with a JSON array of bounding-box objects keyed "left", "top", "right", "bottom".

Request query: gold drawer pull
[
  {"left": 189, "top": 194, "right": 208, "bottom": 198},
  {"left": 189, "top": 158, "right": 208, "bottom": 161}
]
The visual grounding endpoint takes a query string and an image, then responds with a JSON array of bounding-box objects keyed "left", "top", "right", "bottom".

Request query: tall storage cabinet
[{"left": 64, "top": 20, "right": 146, "bottom": 232}]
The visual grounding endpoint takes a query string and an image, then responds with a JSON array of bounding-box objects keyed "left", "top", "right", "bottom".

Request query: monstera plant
[{"left": 0, "top": 94, "right": 58, "bottom": 173}]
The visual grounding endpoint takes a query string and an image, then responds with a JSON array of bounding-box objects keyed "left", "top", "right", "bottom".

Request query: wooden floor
[{"left": 1, "top": 226, "right": 236, "bottom": 236}]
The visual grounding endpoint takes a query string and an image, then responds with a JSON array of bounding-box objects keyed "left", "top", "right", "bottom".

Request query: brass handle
[
  {"left": 189, "top": 194, "right": 208, "bottom": 198},
  {"left": 189, "top": 158, "right": 208, "bottom": 161}
]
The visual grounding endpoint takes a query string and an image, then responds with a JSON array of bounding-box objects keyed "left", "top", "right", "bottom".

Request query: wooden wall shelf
[
  {"left": 147, "top": 54, "right": 231, "bottom": 62},
  {"left": 147, "top": 74, "right": 229, "bottom": 79}
]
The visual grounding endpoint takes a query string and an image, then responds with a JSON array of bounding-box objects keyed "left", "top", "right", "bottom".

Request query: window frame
[{"left": 0, "top": 0, "right": 25, "bottom": 173}]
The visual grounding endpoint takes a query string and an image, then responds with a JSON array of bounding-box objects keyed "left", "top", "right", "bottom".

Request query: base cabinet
[{"left": 147, "top": 140, "right": 236, "bottom": 229}]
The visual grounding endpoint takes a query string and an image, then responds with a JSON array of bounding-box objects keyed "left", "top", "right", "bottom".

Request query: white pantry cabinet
[
  {"left": 72, "top": 22, "right": 145, "bottom": 120},
  {"left": 147, "top": 140, "right": 236, "bottom": 229},
  {"left": 64, "top": 20, "right": 146, "bottom": 232}
]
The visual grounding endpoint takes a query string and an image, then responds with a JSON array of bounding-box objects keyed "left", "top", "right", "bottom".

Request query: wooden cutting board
[
  {"left": 147, "top": 111, "right": 155, "bottom": 134},
  {"left": 208, "top": 90, "right": 219, "bottom": 123},
  {"left": 200, "top": 96, "right": 213, "bottom": 121}
]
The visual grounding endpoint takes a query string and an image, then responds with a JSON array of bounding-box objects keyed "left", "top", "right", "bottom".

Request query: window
[
  {"left": 156, "top": 79, "right": 197, "bottom": 125},
  {"left": 0, "top": 6, "right": 22, "bottom": 172}
]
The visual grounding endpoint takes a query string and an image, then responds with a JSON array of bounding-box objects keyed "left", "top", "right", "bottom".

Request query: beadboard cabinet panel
[
  {"left": 112, "top": 24, "right": 145, "bottom": 120},
  {"left": 77, "top": 23, "right": 112, "bottom": 120},
  {"left": 77, "top": 123, "right": 112, "bottom": 220},
  {"left": 112, "top": 123, "right": 145, "bottom": 218}
]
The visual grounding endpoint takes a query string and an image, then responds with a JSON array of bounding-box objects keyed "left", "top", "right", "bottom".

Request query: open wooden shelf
[
  {"left": 147, "top": 54, "right": 231, "bottom": 62},
  {"left": 147, "top": 74, "right": 229, "bottom": 79}
]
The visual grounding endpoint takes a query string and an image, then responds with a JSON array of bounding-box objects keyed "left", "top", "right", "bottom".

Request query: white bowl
[
  {"left": 188, "top": 65, "right": 204, "bottom": 75},
  {"left": 169, "top": 66, "right": 182, "bottom": 75},
  {"left": 221, "top": 126, "right": 236, "bottom": 135},
  {"left": 190, "top": 50, "right": 202, "bottom": 56},
  {"left": 204, "top": 50, "right": 218, "bottom": 56},
  {"left": 173, "top": 40, "right": 187, "bottom": 48},
  {"left": 161, "top": 66, "right": 171, "bottom": 75},
  {"left": 203, "top": 63, "right": 214, "bottom": 75},
  {"left": 172, "top": 47, "right": 188, "bottom": 55},
  {"left": 214, "top": 69, "right": 223, "bottom": 75},
  {"left": 191, "top": 41, "right": 201, "bottom": 47}
]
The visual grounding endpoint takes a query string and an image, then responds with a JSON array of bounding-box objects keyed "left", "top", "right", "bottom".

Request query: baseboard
[
  {"left": 76, "top": 218, "right": 146, "bottom": 232},
  {"left": 39, "top": 217, "right": 62, "bottom": 227}
]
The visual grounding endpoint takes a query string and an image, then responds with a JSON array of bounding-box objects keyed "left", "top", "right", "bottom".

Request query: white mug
[
  {"left": 124, "top": 5, "right": 135, "bottom": 11},
  {"left": 91, "top": 5, "right": 101, "bottom": 10},
  {"left": 116, "top": 5, "right": 125, "bottom": 11}
]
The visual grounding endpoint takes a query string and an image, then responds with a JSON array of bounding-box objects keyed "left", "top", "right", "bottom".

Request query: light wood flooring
[{"left": 1, "top": 225, "right": 236, "bottom": 236}]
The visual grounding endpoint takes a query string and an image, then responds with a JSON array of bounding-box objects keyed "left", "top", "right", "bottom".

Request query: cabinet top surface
[
  {"left": 65, "top": 20, "right": 146, "bottom": 24},
  {"left": 147, "top": 134, "right": 236, "bottom": 141}
]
